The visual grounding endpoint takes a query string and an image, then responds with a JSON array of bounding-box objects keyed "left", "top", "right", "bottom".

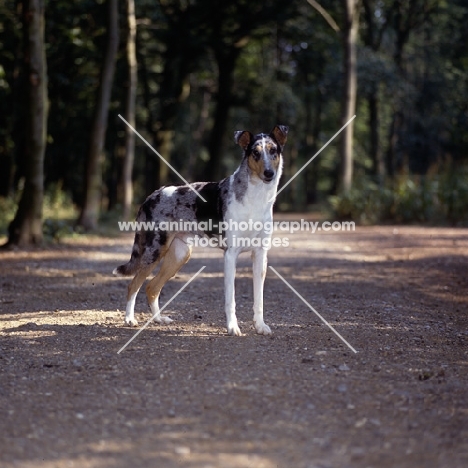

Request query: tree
[
  {"left": 2, "top": 0, "right": 467, "bottom": 228},
  {"left": 384, "top": 0, "right": 435, "bottom": 177},
  {"left": 339, "top": 0, "right": 360, "bottom": 193},
  {"left": 0, "top": 3, "right": 22, "bottom": 199},
  {"left": 206, "top": 39, "right": 244, "bottom": 181},
  {"left": 121, "top": 0, "right": 137, "bottom": 220},
  {"left": 361, "top": 0, "right": 388, "bottom": 181},
  {"left": 6, "top": 0, "right": 48, "bottom": 247},
  {"left": 204, "top": 0, "right": 293, "bottom": 181},
  {"left": 77, "top": 0, "right": 119, "bottom": 230}
]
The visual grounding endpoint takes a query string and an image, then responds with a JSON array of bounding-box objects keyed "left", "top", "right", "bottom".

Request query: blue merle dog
[{"left": 114, "top": 125, "right": 288, "bottom": 336}]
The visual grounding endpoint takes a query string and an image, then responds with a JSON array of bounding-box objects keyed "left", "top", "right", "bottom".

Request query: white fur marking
[
  {"left": 162, "top": 186, "right": 177, "bottom": 198},
  {"left": 224, "top": 249, "right": 241, "bottom": 336},
  {"left": 125, "top": 292, "right": 139, "bottom": 326},
  {"left": 149, "top": 298, "right": 173, "bottom": 324}
]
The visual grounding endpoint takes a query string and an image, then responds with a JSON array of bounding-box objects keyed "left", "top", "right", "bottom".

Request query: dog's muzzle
[{"left": 263, "top": 169, "right": 275, "bottom": 183}]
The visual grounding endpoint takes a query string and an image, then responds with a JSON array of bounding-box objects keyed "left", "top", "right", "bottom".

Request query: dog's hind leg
[
  {"left": 145, "top": 236, "right": 192, "bottom": 324},
  {"left": 252, "top": 247, "right": 272, "bottom": 335},
  {"left": 124, "top": 264, "right": 155, "bottom": 327}
]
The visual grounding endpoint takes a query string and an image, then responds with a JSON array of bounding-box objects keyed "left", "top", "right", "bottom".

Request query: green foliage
[
  {"left": 392, "top": 177, "right": 437, "bottom": 223},
  {"left": 329, "top": 178, "right": 393, "bottom": 224},
  {"left": 1, "top": 0, "right": 468, "bottom": 230},
  {"left": 42, "top": 184, "right": 77, "bottom": 242},
  {"left": 437, "top": 167, "right": 468, "bottom": 224},
  {"left": 42, "top": 219, "right": 73, "bottom": 243},
  {"left": 0, "top": 185, "right": 77, "bottom": 241},
  {"left": 43, "top": 183, "right": 77, "bottom": 219},
  {"left": 0, "top": 196, "right": 17, "bottom": 234},
  {"left": 330, "top": 168, "right": 468, "bottom": 226}
]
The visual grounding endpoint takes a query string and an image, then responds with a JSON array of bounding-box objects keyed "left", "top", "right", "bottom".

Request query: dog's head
[{"left": 234, "top": 125, "right": 288, "bottom": 184}]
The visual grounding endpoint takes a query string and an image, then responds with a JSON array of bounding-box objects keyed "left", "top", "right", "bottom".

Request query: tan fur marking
[
  {"left": 126, "top": 233, "right": 177, "bottom": 300},
  {"left": 248, "top": 152, "right": 266, "bottom": 179},
  {"left": 248, "top": 142, "right": 281, "bottom": 179},
  {"left": 126, "top": 264, "right": 155, "bottom": 301},
  {"left": 145, "top": 237, "right": 192, "bottom": 303},
  {"left": 236, "top": 131, "right": 252, "bottom": 150}
]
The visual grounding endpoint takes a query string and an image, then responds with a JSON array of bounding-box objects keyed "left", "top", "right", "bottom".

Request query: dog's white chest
[
  {"left": 230, "top": 174, "right": 273, "bottom": 216},
  {"left": 228, "top": 195, "right": 269, "bottom": 223},
  {"left": 223, "top": 176, "right": 275, "bottom": 248}
]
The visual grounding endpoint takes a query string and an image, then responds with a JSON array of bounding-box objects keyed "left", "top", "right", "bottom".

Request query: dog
[{"left": 113, "top": 125, "right": 288, "bottom": 336}]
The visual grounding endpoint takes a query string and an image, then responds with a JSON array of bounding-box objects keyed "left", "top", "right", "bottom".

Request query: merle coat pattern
[{"left": 114, "top": 125, "right": 288, "bottom": 336}]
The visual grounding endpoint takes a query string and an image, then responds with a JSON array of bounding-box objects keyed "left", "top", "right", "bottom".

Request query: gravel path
[{"left": 1, "top": 224, "right": 467, "bottom": 467}]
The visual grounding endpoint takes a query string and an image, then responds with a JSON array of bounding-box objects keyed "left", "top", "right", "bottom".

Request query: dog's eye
[
  {"left": 269, "top": 147, "right": 277, "bottom": 156},
  {"left": 253, "top": 149, "right": 260, "bottom": 158}
]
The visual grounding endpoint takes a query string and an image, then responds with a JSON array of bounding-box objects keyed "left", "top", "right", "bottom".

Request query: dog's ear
[
  {"left": 234, "top": 130, "right": 253, "bottom": 151},
  {"left": 270, "top": 125, "right": 289, "bottom": 149}
]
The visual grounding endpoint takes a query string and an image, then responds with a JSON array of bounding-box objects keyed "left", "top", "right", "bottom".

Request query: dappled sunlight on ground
[{"left": 1, "top": 225, "right": 467, "bottom": 467}]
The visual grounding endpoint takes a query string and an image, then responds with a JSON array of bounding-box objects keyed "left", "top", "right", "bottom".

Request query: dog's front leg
[
  {"left": 252, "top": 247, "right": 272, "bottom": 335},
  {"left": 224, "top": 248, "right": 242, "bottom": 336}
]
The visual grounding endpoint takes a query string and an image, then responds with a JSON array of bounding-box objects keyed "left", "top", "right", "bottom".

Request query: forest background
[{"left": 0, "top": 0, "right": 467, "bottom": 246}]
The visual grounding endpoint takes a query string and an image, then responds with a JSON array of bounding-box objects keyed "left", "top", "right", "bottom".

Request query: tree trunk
[
  {"left": 368, "top": 89, "right": 384, "bottom": 180},
  {"left": 386, "top": 111, "right": 402, "bottom": 177},
  {"left": 154, "top": 128, "right": 174, "bottom": 186},
  {"left": 0, "top": 151, "right": 14, "bottom": 198},
  {"left": 137, "top": 30, "right": 158, "bottom": 196},
  {"left": 77, "top": 0, "right": 119, "bottom": 230},
  {"left": 121, "top": 0, "right": 137, "bottom": 220},
  {"left": 305, "top": 87, "right": 322, "bottom": 205},
  {"left": 362, "top": 0, "right": 385, "bottom": 182},
  {"left": 339, "top": 0, "right": 360, "bottom": 193},
  {"left": 187, "top": 86, "right": 211, "bottom": 179},
  {"left": 153, "top": 56, "right": 191, "bottom": 188},
  {"left": 206, "top": 50, "right": 239, "bottom": 181},
  {"left": 6, "top": 0, "right": 48, "bottom": 247},
  {"left": 386, "top": 0, "right": 412, "bottom": 180}
]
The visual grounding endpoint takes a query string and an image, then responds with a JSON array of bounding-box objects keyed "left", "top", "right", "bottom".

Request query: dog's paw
[
  {"left": 124, "top": 318, "right": 139, "bottom": 327},
  {"left": 255, "top": 322, "right": 272, "bottom": 335},
  {"left": 154, "top": 315, "right": 173, "bottom": 325},
  {"left": 227, "top": 324, "right": 243, "bottom": 336}
]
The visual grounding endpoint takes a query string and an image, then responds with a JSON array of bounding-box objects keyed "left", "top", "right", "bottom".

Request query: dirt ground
[{"left": 0, "top": 221, "right": 467, "bottom": 468}]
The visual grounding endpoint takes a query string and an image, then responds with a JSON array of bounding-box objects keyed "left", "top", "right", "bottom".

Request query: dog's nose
[{"left": 264, "top": 169, "right": 275, "bottom": 179}]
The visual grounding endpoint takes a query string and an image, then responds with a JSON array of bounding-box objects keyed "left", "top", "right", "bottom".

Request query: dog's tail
[
  {"left": 113, "top": 232, "right": 142, "bottom": 276},
  {"left": 113, "top": 262, "right": 137, "bottom": 277}
]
